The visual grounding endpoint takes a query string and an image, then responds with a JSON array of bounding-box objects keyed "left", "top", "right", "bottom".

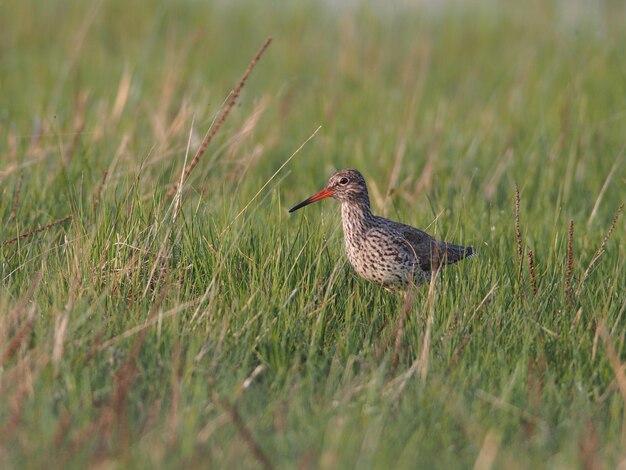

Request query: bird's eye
[{"left": 339, "top": 177, "right": 349, "bottom": 185}]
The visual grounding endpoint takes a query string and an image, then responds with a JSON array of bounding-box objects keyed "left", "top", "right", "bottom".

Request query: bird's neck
[{"left": 341, "top": 200, "right": 374, "bottom": 240}]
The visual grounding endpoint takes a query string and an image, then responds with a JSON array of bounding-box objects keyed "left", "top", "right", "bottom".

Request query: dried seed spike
[
  {"left": 527, "top": 249, "right": 537, "bottom": 297},
  {"left": 167, "top": 37, "right": 273, "bottom": 197},
  {"left": 2, "top": 215, "right": 73, "bottom": 246},
  {"left": 565, "top": 220, "right": 574, "bottom": 309},
  {"left": 514, "top": 184, "right": 523, "bottom": 262}
]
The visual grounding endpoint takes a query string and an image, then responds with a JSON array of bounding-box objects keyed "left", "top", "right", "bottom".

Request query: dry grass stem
[
  {"left": 578, "top": 203, "right": 623, "bottom": 295},
  {"left": 64, "top": 90, "right": 89, "bottom": 163},
  {"left": 565, "top": 220, "right": 574, "bottom": 308},
  {"left": 3, "top": 306, "right": 36, "bottom": 363},
  {"left": 473, "top": 283, "right": 498, "bottom": 314},
  {"left": 167, "top": 341, "right": 182, "bottom": 442},
  {"left": 597, "top": 320, "right": 626, "bottom": 448},
  {"left": 449, "top": 335, "right": 471, "bottom": 369},
  {"left": 7, "top": 129, "right": 18, "bottom": 161},
  {"left": 98, "top": 300, "right": 196, "bottom": 350},
  {"left": 102, "top": 288, "right": 171, "bottom": 451},
  {"left": 52, "top": 312, "right": 70, "bottom": 369},
  {"left": 587, "top": 156, "right": 621, "bottom": 226},
  {"left": 524, "top": 357, "right": 544, "bottom": 437},
  {"left": 167, "top": 37, "right": 273, "bottom": 197},
  {"left": 111, "top": 67, "right": 133, "bottom": 121},
  {"left": 483, "top": 147, "right": 513, "bottom": 201},
  {"left": 392, "top": 288, "right": 413, "bottom": 373},
  {"left": 578, "top": 418, "right": 600, "bottom": 470},
  {"left": 419, "top": 271, "right": 439, "bottom": 383},
  {"left": 414, "top": 101, "right": 445, "bottom": 194},
  {"left": 473, "top": 430, "right": 502, "bottom": 470},
  {"left": 8, "top": 172, "right": 24, "bottom": 222},
  {"left": 217, "top": 395, "right": 274, "bottom": 470},
  {"left": 514, "top": 184, "right": 523, "bottom": 271},
  {"left": 82, "top": 329, "right": 106, "bottom": 363},
  {"left": 171, "top": 116, "right": 195, "bottom": 224},
  {"left": 2, "top": 215, "right": 72, "bottom": 246},
  {"left": 91, "top": 170, "right": 109, "bottom": 209},
  {"left": 52, "top": 411, "right": 72, "bottom": 449},
  {"left": 389, "top": 356, "right": 422, "bottom": 412},
  {"left": 596, "top": 322, "right": 626, "bottom": 400},
  {"left": 0, "top": 273, "right": 42, "bottom": 352},
  {"left": 47, "top": 0, "right": 103, "bottom": 114},
  {"left": 382, "top": 136, "right": 406, "bottom": 216},
  {"left": 221, "top": 125, "right": 321, "bottom": 235}
]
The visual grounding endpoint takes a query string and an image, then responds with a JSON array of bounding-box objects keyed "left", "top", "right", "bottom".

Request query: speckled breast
[{"left": 343, "top": 228, "right": 424, "bottom": 288}]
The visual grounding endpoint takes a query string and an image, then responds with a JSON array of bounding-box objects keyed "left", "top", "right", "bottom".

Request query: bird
[{"left": 289, "top": 168, "right": 475, "bottom": 289}]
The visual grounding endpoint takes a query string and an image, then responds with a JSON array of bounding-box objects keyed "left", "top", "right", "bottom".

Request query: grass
[{"left": 1, "top": 0, "right": 625, "bottom": 467}]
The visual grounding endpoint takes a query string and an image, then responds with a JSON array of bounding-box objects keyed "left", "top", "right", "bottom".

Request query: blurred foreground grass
[{"left": 1, "top": 0, "right": 625, "bottom": 467}]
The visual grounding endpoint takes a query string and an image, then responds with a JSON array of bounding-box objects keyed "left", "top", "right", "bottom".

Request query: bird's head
[{"left": 289, "top": 168, "right": 369, "bottom": 213}]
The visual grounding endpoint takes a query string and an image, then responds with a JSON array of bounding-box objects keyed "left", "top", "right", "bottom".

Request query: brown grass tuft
[{"left": 167, "top": 37, "right": 273, "bottom": 197}]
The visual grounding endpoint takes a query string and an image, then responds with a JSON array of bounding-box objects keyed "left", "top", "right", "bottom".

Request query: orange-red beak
[{"left": 289, "top": 187, "right": 333, "bottom": 213}]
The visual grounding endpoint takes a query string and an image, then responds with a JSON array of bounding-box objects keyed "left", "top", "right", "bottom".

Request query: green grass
[{"left": 1, "top": 0, "right": 625, "bottom": 468}]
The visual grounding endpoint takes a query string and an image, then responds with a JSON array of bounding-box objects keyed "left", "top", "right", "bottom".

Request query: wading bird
[{"left": 289, "top": 169, "right": 475, "bottom": 289}]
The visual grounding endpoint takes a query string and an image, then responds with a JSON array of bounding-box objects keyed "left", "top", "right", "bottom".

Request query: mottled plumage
[{"left": 289, "top": 169, "right": 475, "bottom": 289}]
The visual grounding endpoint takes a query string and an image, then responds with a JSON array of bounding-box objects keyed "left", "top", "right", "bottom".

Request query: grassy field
[{"left": 1, "top": 0, "right": 625, "bottom": 467}]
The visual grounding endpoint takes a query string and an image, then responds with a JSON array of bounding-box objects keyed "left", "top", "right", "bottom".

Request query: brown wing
[{"left": 395, "top": 223, "right": 474, "bottom": 272}]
